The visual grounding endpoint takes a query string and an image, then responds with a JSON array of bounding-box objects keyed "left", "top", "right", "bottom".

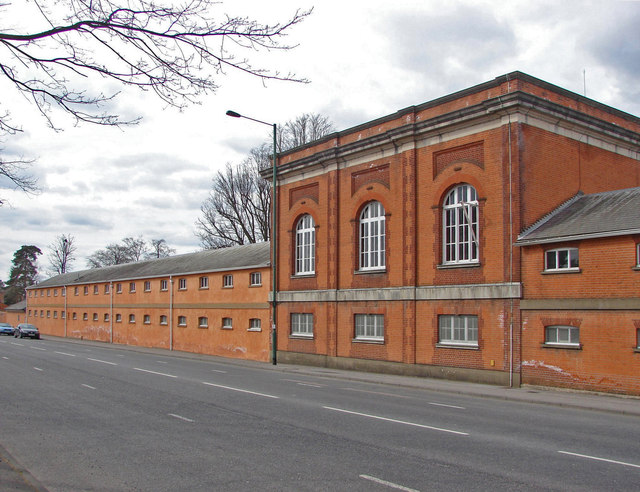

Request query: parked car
[
  {"left": 14, "top": 323, "right": 40, "bottom": 339},
  {"left": 0, "top": 322, "right": 13, "bottom": 336}
]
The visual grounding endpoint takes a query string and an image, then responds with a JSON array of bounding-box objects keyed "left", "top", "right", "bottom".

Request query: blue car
[{"left": 0, "top": 322, "right": 13, "bottom": 336}]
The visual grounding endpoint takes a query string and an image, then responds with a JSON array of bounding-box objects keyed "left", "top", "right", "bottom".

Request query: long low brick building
[{"left": 25, "top": 243, "right": 272, "bottom": 362}]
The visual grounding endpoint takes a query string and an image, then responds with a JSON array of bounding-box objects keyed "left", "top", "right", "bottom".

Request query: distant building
[{"left": 27, "top": 243, "right": 272, "bottom": 361}]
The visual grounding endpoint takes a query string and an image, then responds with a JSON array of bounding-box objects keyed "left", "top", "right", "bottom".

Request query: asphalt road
[{"left": 1, "top": 337, "right": 639, "bottom": 491}]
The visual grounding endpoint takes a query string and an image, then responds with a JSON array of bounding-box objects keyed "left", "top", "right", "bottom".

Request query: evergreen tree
[{"left": 5, "top": 245, "right": 42, "bottom": 305}]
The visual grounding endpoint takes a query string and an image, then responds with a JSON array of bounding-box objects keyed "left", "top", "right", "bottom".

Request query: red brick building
[
  {"left": 26, "top": 243, "right": 272, "bottom": 362},
  {"left": 270, "top": 72, "right": 640, "bottom": 392}
]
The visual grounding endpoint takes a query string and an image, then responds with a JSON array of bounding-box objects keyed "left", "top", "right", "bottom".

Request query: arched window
[
  {"left": 359, "top": 201, "right": 386, "bottom": 270},
  {"left": 295, "top": 214, "right": 316, "bottom": 275},
  {"left": 443, "top": 184, "right": 479, "bottom": 264}
]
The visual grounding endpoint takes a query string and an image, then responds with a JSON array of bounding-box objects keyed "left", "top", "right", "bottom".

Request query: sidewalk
[{"left": 0, "top": 444, "right": 48, "bottom": 492}]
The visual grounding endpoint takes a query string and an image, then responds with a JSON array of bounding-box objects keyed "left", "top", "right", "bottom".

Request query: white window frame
[
  {"left": 143, "top": 314, "right": 151, "bottom": 325},
  {"left": 545, "top": 248, "right": 579, "bottom": 272},
  {"left": 443, "top": 184, "right": 479, "bottom": 265},
  {"left": 104, "top": 284, "right": 110, "bottom": 294},
  {"left": 129, "top": 282, "right": 136, "bottom": 293},
  {"left": 160, "top": 279, "right": 168, "bottom": 291},
  {"left": 359, "top": 201, "right": 386, "bottom": 271},
  {"left": 177, "top": 316, "right": 187, "bottom": 327},
  {"left": 199, "top": 276, "right": 209, "bottom": 289},
  {"left": 198, "top": 316, "right": 208, "bottom": 328},
  {"left": 222, "top": 317, "right": 233, "bottom": 330},
  {"left": 354, "top": 314, "right": 384, "bottom": 341},
  {"left": 144, "top": 281, "right": 151, "bottom": 292},
  {"left": 72, "top": 312, "right": 77, "bottom": 320},
  {"left": 104, "top": 313, "right": 109, "bottom": 322},
  {"left": 295, "top": 214, "right": 316, "bottom": 275},
  {"left": 93, "top": 285, "right": 99, "bottom": 295},
  {"left": 248, "top": 318, "right": 262, "bottom": 332},
  {"left": 160, "top": 315, "right": 168, "bottom": 325},
  {"left": 115, "top": 314, "right": 122, "bottom": 323},
  {"left": 636, "top": 243, "right": 640, "bottom": 267},
  {"left": 438, "top": 314, "right": 478, "bottom": 346},
  {"left": 291, "top": 313, "right": 314, "bottom": 337},
  {"left": 83, "top": 312, "right": 88, "bottom": 321},
  {"left": 129, "top": 314, "right": 136, "bottom": 324},
  {"left": 178, "top": 278, "right": 187, "bottom": 290},
  {"left": 223, "top": 274, "right": 233, "bottom": 288},
  {"left": 545, "top": 325, "right": 580, "bottom": 346},
  {"left": 250, "top": 272, "right": 262, "bottom": 286},
  {"left": 116, "top": 283, "right": 122, "bottom": 294},
  {"left": 92, "top": 313, "right": 98, "bottom": 321}
]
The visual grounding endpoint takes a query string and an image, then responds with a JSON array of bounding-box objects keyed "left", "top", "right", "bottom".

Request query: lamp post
[{"left": 226, "top": 110, "right": 278, "bottom": 365}]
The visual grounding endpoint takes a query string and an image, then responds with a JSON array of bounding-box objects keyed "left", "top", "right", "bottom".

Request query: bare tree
[
  {"left": 196, "top": 112, "right": 334, "bottom": 248},
  {"left": 87, "top": 243, "right": 133, "bottom": 268},
  {"left": 122, "top": 236, "right": 149, "bottom": 261},
  {"left": 47, "top": 233, "right": 77, "bottom": 275},
  {"left": 0, "top": 0, "right": 311, "bottom": 200},
  {"left": 147, "top": 239, "right": 176, "bottom": 259}
]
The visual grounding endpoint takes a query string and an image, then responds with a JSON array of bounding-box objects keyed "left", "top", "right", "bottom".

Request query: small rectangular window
[
  {"left": 160, "top": 315, "right": 168, "bottom": 325},
  {"left": 249, "top": 318, "right": 262, "bottom": 331},
  {"left": 74, "top": 286, "right": 79, "bottom": 296},
  {"left": 116, "top": 283, "right": 122, "bottom": 293},
  {"left": 222, "top": 317, "right": 233, "bottom": 330},
  {"left": 545, "top": 248, "right": 579, "bottom": 272},
  {"left": 53, "top": 311, "right": 58, "bottom": 319},
  {"left": 637, "top": 243, "right": 640, "bottom": 267},
  {"left": 637, "top": 328, "right": 640, "bottom": 349},
  {"left": 144, "top": 281, "right": 151, "bottom": 292},
  {"left": 83, "top": 313, "right": 88, "bottom": 321},
  {"left": 104, "top": 313, "right": 109, "bottom": 322},
  {"left": 161, "top": 279, "right": 168, "bottom": 291},
  {"left": 46, "top": 310, "right": 51, "bottom": 318},
  {"left": 47, "top": 289, "right": 51, "bottom": 297},
  {"left": 129, "top": 282, "right": 136, "bottom": 293},
  {"left": 250, "top": 272, "right": 262, "bottom": 286},
  {"left": 115, "top": 314, "right": 122, "bottom": 323},
  {"left": 61, "top": 311, "right": 66, "bottom": 319},
  {"left": 354, "top": 314, "right": 384, "bottom": 341},
  {"left": 72, "top": 312, "right": 77, "bottom": 320},
  {"left": 84, "top": 286, "right": 89, "bottom": 295},
  {"left": 129, "top": 314, "right": 136, "bottom": 323},
  {"left": 54, "top": 289, "right": 58, "bottom": 297},
  {"left": 199, "top": 276, "right": 209, "bottom": 289},
  {"left": 143, "top": 314, "right": 151, "bottom": 324},
  {"left": 178, "top": 278, "right": 187, "bottom": 290},
  {"left": 438, "top": 315, "right": 478, "bottom": 346},
  {"left": 105, "top": 284, "right": 110, "bottom": 294},
  {"left": 545, "top": 325, "right": 580, "bottom": 346},
  {"left": 291, "top": 313, "right": 313, "bottom": 337},
  {"left": 198, "top": 316, "right": 208, "bottom": 328},
  {"left": 93, "top": 285, "right": 99, "bottom": 295},
  {"left": 178, "top": 316, "right": 187, "bottom": 327},
  {"left": 92, "top": 313, "right": 98, "bottom": 321},
  {"left": 223, "top": 274, "right": 233, "bottom": 288}
]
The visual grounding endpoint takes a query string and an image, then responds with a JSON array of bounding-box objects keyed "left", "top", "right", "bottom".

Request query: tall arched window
[
  {"left": 295, "top": 214, "right": 315, "bottom": 275},
  {"left": 359, "top": 201, "right": 386, "bottom": 270},
  {"left": 443, "top": 184, "right": 479, "bottom": 264}
]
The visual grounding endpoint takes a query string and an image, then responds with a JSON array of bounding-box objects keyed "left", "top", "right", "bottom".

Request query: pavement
[{"left": 2, "top": 337, "right": 639, "bottom": 491}]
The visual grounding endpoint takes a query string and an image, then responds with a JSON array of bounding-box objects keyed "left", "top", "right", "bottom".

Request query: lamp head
[{"left": 226, "top": 110, "right": 241, "bottom": 118}]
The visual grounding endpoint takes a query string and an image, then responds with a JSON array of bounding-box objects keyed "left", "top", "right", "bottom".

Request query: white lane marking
[
  {"left": 169, "top": 413, "right": 194, "bottom": 423},
  {"left": 297, "top": 382, "right": 323, "bottom": 388},
  {"left": 11, "top": 342, "right": 24, "bottom": 346},
  {"left": 88, "top": 358, "right": 117, "bottom": 366},
  {"left": 428, "top": 402, "right": 466, "bottom": 410},
  {"left": 282, "top": 378, "right": 326, "bottom": 387},
  {"left": 558, "top": 451, "right": 640, "bottom": 469},
  {"left": 34, "top": 367, "right": 43, "bottom": 372},
  {"left": 31, "top": 347, "right": 46, "bottom": 351},
  {"left": 134, "top": 367, "right": 177, "bottom": 378},
  {"left": 323, "top": 406, "right": 468, "bottom": 436},
  {"left": 342, "top": 387, "right": 411, "bottom": 399},
  {"left": 211, "top": 369, "right": 227, "bottom": 373},
  {"left": 82, "top": 384, "right": 96, "bottom": 390},
  {"left": 55, "top": 351, "right": 76, "bottom": 357},
  {"left": 360, "top": 474, "right": 420, "bottom": 492},
  {"left": 156, "top": 361, "right": 168, "bottom": 364},
  {"left": 202, "top": 381, "right": 279, "bottom": 399},
  {"left": 2, "top": 357, "right": 8, "bottom": 360}
]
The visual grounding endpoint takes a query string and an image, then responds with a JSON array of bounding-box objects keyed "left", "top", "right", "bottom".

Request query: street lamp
[{"left": 226, "top": 110, "right": 278, "bottom": 365}]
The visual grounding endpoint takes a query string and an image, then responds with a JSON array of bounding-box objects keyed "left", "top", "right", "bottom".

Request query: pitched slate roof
[
  {"left": 5, "top": 300, "right": 26, "bottom": 312},
  {"left": 30, "top": 242, "right": 271, "bottom": 289},
  {"left": 516, "top": 187, "right": 640, "bottom": 246}
]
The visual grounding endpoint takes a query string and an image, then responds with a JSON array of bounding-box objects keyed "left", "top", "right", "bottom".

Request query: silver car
[
  {"left": 0, "top": 322, "right": 13, "bottom": 336},
  {"left": 14, "top": 323, "right": 40, "bottom": 339}
]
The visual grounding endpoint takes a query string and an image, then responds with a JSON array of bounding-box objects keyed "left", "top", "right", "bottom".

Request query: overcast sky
[{"left": 1, "top": 0, "right": 639, "bottom": 281}]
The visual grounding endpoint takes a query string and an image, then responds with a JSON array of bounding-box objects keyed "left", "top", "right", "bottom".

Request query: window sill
[
  {"left": 221, "top": 326, "right": 233, "bottom": 330},
  {"left": 436, "top": 343, "right": 479, "bottom": 350},
  {"left": 248, "top": 328, "right": 262, "bottom": 332},
  {"left": 290, "top": 334, "right": 314, "bottom": 340},
  {"left": 541, "top": 343, "right": 582, "bottom": 350},
  {"left": 199, "top": 287, "right": 209, "bottom": 291},
  {"left": 633, "top": 347, "right": 640, "bottom": 353},
  {"left": 352, "top": 337, "right": 384, "bottom": 344},
  {"left": 249, "top": 284, "right": 262, "bottom": 288},
  {"left": 542, "top": 268, "right": 581, "bottom": 275},
  {"left": 291, "top": 273, "right": 316, "bottom": 279},
  {"left": 222, "top": 286, "right": 234, "bottom": 289},
  {"left": 632, "top": 266, "right": 640, "bottom": 272},
  {"left": 437, "top": 262, "right": 480, "bottom": 270},
  {"left": 354, "top": 269, "right": 387, "bottom": 275}
]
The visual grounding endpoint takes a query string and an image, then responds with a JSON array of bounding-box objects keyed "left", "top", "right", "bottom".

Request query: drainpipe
[
  {"left": 508, "top": 114, "right": 514, "bottom": 388},
  {"left": 109, "top": 281, "right": 113, "bottom": 344},
  {"left": 64, "top": 286, "right": 67, "bottom": 337},
  {"left": 169, "top": 276, "right": 174, "bottom": 351}
]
